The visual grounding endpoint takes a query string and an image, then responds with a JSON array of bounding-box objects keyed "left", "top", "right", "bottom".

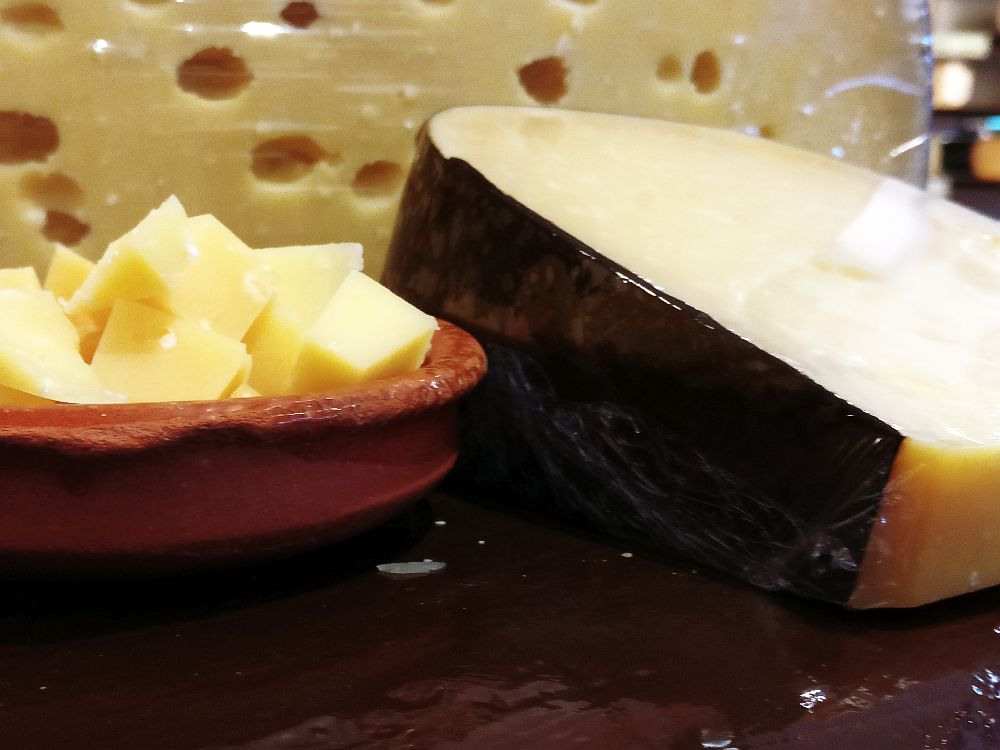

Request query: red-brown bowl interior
[{"left": 0, "top": 320, "right": 486, "bottom": 577}]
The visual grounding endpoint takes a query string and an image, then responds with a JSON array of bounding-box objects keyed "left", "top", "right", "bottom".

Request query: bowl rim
[{"left": 0, "top": 319, "right": 486, "bottom": 455}]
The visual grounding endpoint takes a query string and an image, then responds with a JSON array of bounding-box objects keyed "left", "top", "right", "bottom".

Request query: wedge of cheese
[
  {"left": 0, "top": 1, "right": 929, "bottom": 277},
  {"left": 384, "top": 106, "right": 1000, "bottom": 609}
]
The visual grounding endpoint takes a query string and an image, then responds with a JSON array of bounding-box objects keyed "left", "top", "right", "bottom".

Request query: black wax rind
[{"left": 384, "top": 129, "right": 904, "bottom": 605}]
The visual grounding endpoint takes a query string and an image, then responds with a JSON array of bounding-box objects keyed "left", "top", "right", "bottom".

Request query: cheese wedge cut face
[
  {"left": 384, "top": 106, "right": 1000, "bottom": 608},
  {"left": 0, "top": 1, "right": 929, "bottom": 278}
]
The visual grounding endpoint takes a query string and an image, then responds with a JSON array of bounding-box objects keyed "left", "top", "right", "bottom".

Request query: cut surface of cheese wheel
[
  {"left": 384, "top": 106, "right": 1000, "bottom": 608},
  {"left": 0, "top": 1, "right": 929, "bottom": 277}
]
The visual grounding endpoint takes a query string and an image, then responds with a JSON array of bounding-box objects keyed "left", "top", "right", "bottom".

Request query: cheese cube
[
  {"left": 44, "top": 246, "right": 95, "bottom": 304},
  {"left": 0, "top": 289, "right": 122, "bottom": 403},
  {"left": 257, "top": 243, "right": 362, "bottom": 326},
  {"left": 290, "top": 271, "right": 436, "bottom": 393},
  {"left": 242, "top": 300, "right": 306, "bottom": 396},
  {"left": 65, "top": 196, "right": 191, "bottom": 317},
  {"left": 0, "top": 267, "right": 41, "bottom": 291},
  {"left": 91, "top": 299, "right": 251, "bottom": 403},
  {"left": 169, "top": 214, "right": 276, "bottom": 340}
]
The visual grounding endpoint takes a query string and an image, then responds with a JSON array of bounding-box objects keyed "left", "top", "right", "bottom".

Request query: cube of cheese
[
  {"left": 65, "top": 196, "right": 191, "bottom": 317},
  {"left": 169, "top": 214, "right": 276, "bottom": 340},
  {"left": 242, "top": 300, "right": 306, "bottom": 396},
  {"left": 44, "top": 247, "right": 95, "bottom": 304},
  {"left": 0, "top": 289, "right": 122, "bottom": 403},
  {"left": 290, "top": 271, "right": 436, "bottom": 393},
  {"left": 0, "top": 267, "right": 41, "bottom": 291},
  {"left": 257, "top": 243, "right": 362, "bottom": 326},
  {"left": 91, "top": 299, "right": 251, "bottom": 403}
]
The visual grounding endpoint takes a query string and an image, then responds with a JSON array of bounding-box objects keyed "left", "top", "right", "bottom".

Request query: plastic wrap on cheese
[
  {"left": 0, "top": 0, "right": 929, "bottom": 279},
  {"left": 383, "top": 107, "right": 1000, "bottom": 609}
]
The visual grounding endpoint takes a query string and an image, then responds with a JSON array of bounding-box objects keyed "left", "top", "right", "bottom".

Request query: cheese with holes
[
  {"left": 0, "top": 1, "right": 929, "bottom": 278},
  {"left": 384, "top": 106, "right": 1000, "bottom": 608},
  {"left": 0, "top": 288, "right": 122, "bottom": 404}
]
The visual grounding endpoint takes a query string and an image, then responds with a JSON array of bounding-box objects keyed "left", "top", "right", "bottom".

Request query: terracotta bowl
[{"left": 0, "top": 320, "right": 485, "bottom": 578}]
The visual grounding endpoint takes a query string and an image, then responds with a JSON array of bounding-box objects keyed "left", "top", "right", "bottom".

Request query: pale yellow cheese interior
[
  {"left": 168, "top": 214, "right": 275, "bottom": 340},
  {"left": 91, "top": 299, "right": 251, "bottom": 403},
  {"left": 44, "top": 246, "right": 95, "bottom": 303},
  {"left": 0, "top": 289, "right": 123, "bottom": 404},
  {"left": 0, "top": 266, "right": 39, "bottom": 291},
  {"left": 0, "top": 1, "right": 929, "bottom": 278},
  {"left": 431, "top": 107, "right": 1000, "bottom": 446},
  {"left": 291, "top": 270, "right": 437, "bottom": 393}
]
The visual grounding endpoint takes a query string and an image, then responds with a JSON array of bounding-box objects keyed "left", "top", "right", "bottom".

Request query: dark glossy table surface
[{"left": 2, "top": 491, "right": 999, "bottom": 750}]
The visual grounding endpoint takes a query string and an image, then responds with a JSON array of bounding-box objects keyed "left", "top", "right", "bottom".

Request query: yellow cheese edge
[{"left": 851, "top": 440, "right": 1000, "bottom": 608}]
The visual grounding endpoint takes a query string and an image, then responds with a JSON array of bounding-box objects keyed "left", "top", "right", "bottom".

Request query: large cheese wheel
[
  {"left": 0, "top": 1, "right": 929, "bottom": 277},
  {"left": 384, "top": 106, "right": 1000, "bottom": 609}
]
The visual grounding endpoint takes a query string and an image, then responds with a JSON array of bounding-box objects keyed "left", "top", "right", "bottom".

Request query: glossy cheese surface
[
  {"left": 431, "top": 107, "right": 1000, "bottom": 447},
  {"left": 0, "top": 0, "right": 929, "bottom": 277}
]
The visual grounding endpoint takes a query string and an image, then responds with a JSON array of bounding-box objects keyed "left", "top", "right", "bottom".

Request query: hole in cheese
[
  {"left": 20, "top": 172, "right": 84, "bottom": 209},
  {"left": 517, "top": 56, "right": 569, "bottom": 104},
  {"left": 177, "top": 48, "right": 253, "bottom": 100},
  {"left": 41, "top": 211, "right": 90, "bottom": 246},
  {"left": 690, "top": 50, "right": 721, "bottom": 94},
  {"left": 656, "top": 54, "right": 683, "bottom": 82},
  {"left": 0, "top": 111, "right": 58, "bottom": 164},
  {"left": 352, "top": 161, "right": 405, "bottom": 198},
  {"left": 251, "top": 135, "right": 330, "bottom": 183},
  {"left": 0, "top": 2, "right": 63, "bottom": 34},
  {"left": 758, "top": 124, "right": 775, "bottom": 139},
  {"left": 280, "top": 2, "right": 319, "bottom": 28}
]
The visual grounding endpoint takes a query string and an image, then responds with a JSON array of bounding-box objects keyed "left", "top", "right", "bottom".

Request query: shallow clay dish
[{"left": 0, "top": 321, "right": 485, "bottom": 578}]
